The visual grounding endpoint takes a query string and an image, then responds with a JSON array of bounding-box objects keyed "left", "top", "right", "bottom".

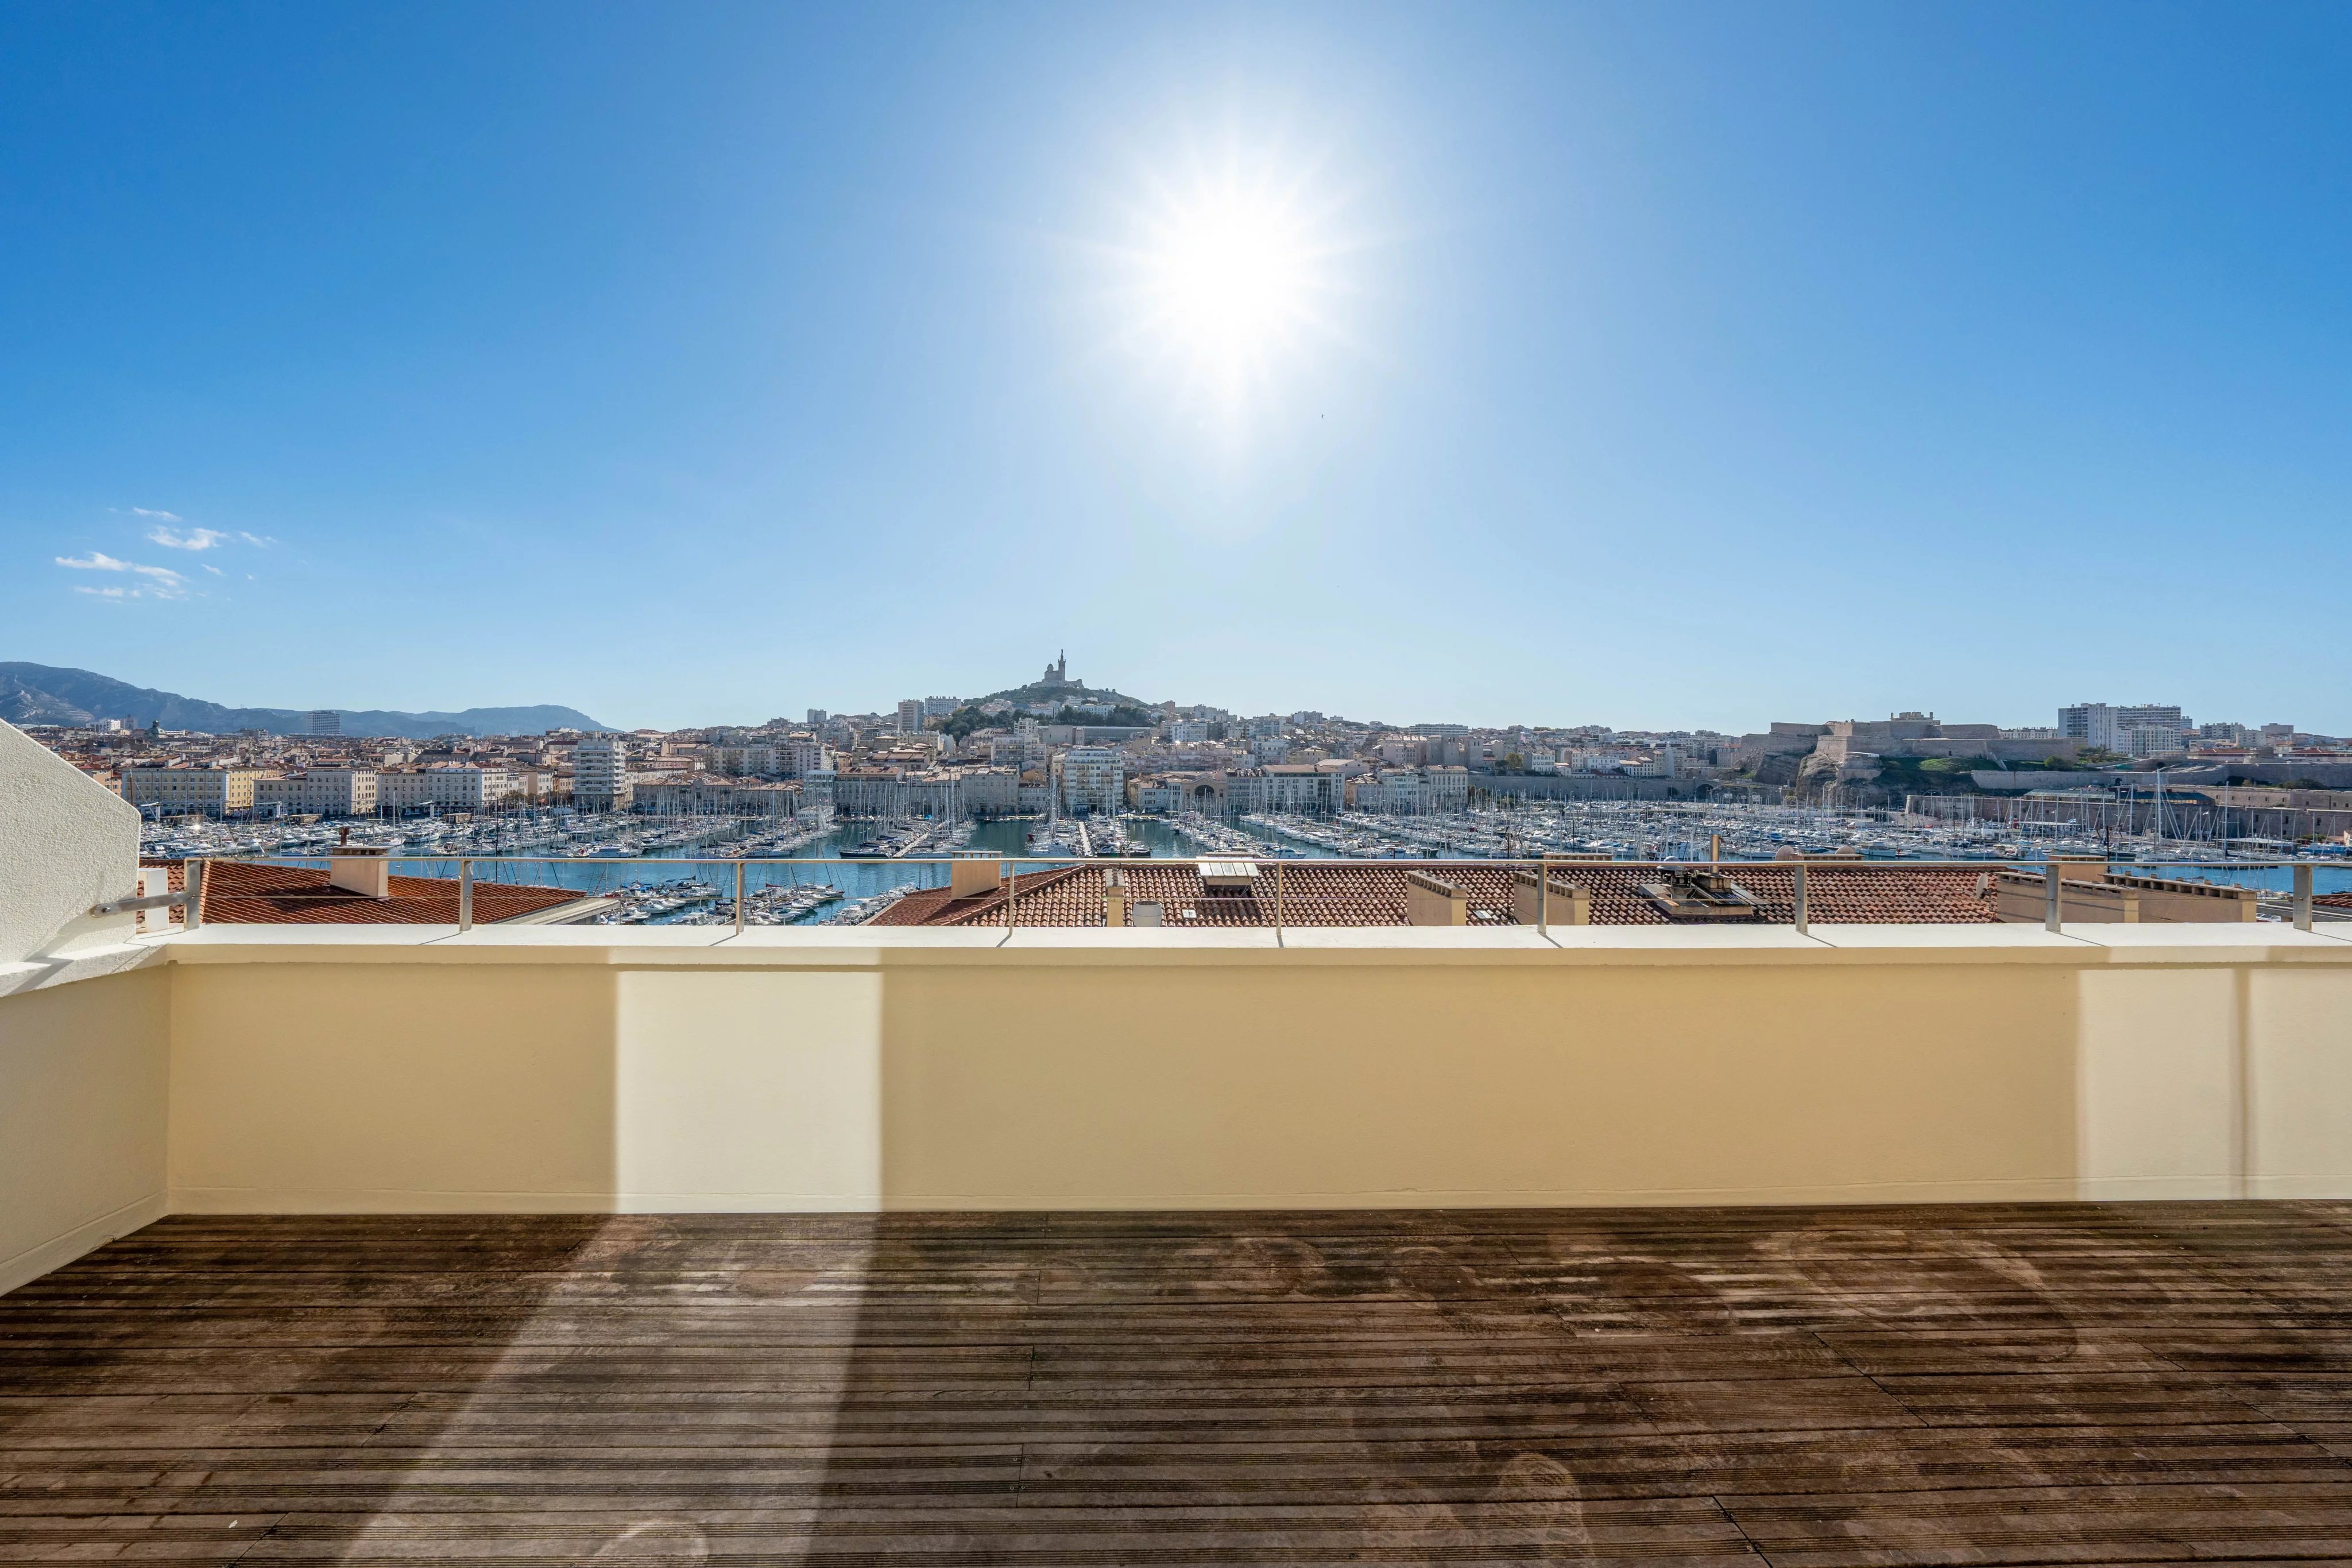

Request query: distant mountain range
[{"left": 0, "top": 663, "right": 610, "bottom": 739}]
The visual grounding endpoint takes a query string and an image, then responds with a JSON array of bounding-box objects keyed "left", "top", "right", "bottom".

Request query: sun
[
  {"left": 1146, "top": 189, "right": 1315, "bottom": 376},
  {"left": 1113, "top": 162, "right": 1339, "bottom": 409}
]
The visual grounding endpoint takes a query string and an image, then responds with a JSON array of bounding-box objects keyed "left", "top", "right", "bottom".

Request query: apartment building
[
  {"left": 1348, "top": 765, "right": 1471, "bottom": 815},
  {"left": 632, "top": 780, "right": 805, "bottom": 816},
  {"left": 253, "top": 768, "right": 379, "bottom": 816},
  {"left": 376, "top": 766, "right": 517, "bottom": 814},
  {"left": 705, "top": 745, "right": 777, "bottom": 778},
  {"left": 119, "top": 766, "right": 266, "bottom": 818},
  {"left": 1055, "top": 746, "right": 1125, "bottom": 815},
  {"left": 779, "top": 739, "right": 835, "bottom": 777},
  {"left": 573, "top": 737, "right": 632, "bottom": 811},
  {"left": 2061, "top": 703, "right": 2187, "bottom": 752}
]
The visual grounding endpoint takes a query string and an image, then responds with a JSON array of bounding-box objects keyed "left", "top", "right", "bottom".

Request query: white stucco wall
[{"left": 0, "top": 718, "right": 141, "bottom": 965}]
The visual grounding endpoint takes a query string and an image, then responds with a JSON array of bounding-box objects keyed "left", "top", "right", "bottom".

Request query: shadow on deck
[{"left": 6, "top": 1205, "right": 2352, "bottom": 1562}]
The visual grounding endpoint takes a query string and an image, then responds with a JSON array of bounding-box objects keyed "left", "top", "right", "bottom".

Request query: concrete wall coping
[
  {"left": 141, "top": 921, "right": 2352, "bottom": 971},
  {"left": 0, "top": 942, "right": 165, "bottom": 1001}
]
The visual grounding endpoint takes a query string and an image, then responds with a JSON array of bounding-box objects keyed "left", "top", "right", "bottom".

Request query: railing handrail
[{"left": 164, "top": 853, "right": 2335, "bottom": 871}]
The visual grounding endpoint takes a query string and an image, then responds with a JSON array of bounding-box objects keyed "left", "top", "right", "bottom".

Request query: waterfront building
[
  {"left": 253, "top": 768, "right": 379, "bottom": 817},
  {"left": 1055, "top": 746, "right": 1125, "bottom": 815},
  {"left": 375, "top": 766, "right": 516, "bottom": 814},
  {"left": 119, "top": 766, "right": 265, "bottom": 818},
  {"left": 1348, "top": 766, "right": 1471, "bottom": 815},
  {"left": 574, "top": 737, "right": 632, "bottom": 812},
  {"left": 832, "top": 771, "right": 963, "bottom": 820},
  {"left": 633, "top": 780, "right": 805, "bottom": 816},
  {"left": 1128, "top": 777, "right": 1187, "bottom": 812}
]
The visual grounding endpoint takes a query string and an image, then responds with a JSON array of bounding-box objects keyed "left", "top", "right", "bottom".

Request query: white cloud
[
  {"left": 237, "top": 531, "right": 272, "bottom": 546},
  {"left": 126, "top": 507, "right": 182, "bottom": 522},
  {"left": 56, "top": 551, "right": 189, "bottom": 599},
  {"left": 203, "top": 563, "right": 224, "bottom": 575},
  {"left": 146, "top": 523, "right": 230, "bottom": 551}
]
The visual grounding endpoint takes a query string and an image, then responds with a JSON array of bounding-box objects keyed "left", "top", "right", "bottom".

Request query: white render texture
[{"left": 0, "top": 718, "right": 140, "bottom": 965}]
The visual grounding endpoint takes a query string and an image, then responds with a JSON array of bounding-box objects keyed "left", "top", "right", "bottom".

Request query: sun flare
[
  {"left": 1147, "top": 191, "right": 1315, "bottom": 373},
  {"left": 1113, "top": 159, "right": 1342, "bottom": 411}
]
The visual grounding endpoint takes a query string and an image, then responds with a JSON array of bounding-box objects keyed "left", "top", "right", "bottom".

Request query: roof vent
[{"left": 1638, "top": 866, "right": 1762, "bottom": 922}]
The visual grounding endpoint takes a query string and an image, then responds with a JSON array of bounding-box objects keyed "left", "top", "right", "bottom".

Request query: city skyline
[
  {"left": 0, "top": 655, "right": 2323, "bottom": 742},
  {"left": 3, "top": 4, "right": 2349, "bottom": 731}
]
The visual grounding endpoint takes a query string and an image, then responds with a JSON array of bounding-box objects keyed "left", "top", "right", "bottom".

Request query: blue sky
[{"left": 3, "top": 2, "right": 2347, "bottom": 732}]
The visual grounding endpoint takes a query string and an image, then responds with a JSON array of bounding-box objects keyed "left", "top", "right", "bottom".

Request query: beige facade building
[
  {"left": 375, "top": 767, "right": 516, "bottom": 814},
  {"left": 252, "top": 769, "right": 378, "bottom": 818},
  {"left": 119, "top": 767, "right": 265, "bottom": 818}
]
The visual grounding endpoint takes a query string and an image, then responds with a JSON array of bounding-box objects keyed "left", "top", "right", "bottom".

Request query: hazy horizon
[{"left": 4, "top": 3, "right": 2347, "bottom": 731}]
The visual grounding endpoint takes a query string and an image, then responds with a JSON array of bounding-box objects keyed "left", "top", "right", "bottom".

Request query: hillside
[
  {"left": 982, "top": 679, "right": 1154, "bottom": 710},
  {"left": 0, "top": 663, "right": 609, "bottom": 738}
]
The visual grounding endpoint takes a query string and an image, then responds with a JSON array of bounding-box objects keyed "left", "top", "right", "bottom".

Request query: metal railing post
[
  {"left": 2295, "top": 862, "right": 2314, "bottom": 932},
  {"left": 1792, "top": 863, "right": 1808, "bottom": 935},
  {"left": 1274, "top": 859, "right": 1285, "bottom": 941},
  {"left": 1003, "top": 860, "right": 1014, "bottom": 930},
  {"left": 1537, "top": 857, "right": 1549, "bottom": 934},
  {"left": 184, "top": 858, "right": 204, "bottom": 932},
  {"left": 458, "top": 858, "right": 473, "bottom": 932},
  {"left": 734, "top": 859, "right": 746, "bottom": 935},
  {"left": 2045, "top": 861, "right": 2061, "bottom": 933}
]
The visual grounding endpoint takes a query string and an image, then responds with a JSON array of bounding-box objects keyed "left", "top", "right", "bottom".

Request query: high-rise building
[
  {"left": 897, "top": 699, "right": 923, "bottom": 734},
  {"left": 806, "top": 708, "right": 827, "bottom": 726},
  {"left": 2117, "top": 704, "right": 2186, "bottom": 737},
  {"left": 1055, "top": 746, "right": 1125, "bottom": 815},
  {"left": 305, "top": 710, "right": 341, "bottom": 736},
  {"left": 574, "top": 737, "right": 632, "bottom": 812},
  {"left": 2060, "top": 703, "right": 2187, "bottom": 753}
]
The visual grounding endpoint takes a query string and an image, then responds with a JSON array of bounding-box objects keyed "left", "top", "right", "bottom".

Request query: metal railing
[{"left": 154, "top": 851, "right": 2349, "bottom": 937}]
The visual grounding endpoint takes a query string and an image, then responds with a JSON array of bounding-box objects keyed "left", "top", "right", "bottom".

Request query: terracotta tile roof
[
  {"left": 875, "top": 861, "right": 2001, "bottom": 927},
  {"left": 2318, "top": 891, "right": 2352, "bottom": 912},
  {"left": 871, "top": 866, "right": 1089, "bottom": 927},
  {"left": 149, "top": 858, "right": 595, "bottom": 926}
]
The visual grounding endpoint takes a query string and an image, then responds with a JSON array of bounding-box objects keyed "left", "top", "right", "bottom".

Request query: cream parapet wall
[{"left": 6, "top": 923, "right": 2352, "bottom": 1295}]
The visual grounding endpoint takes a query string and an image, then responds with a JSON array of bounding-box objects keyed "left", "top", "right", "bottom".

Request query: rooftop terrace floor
[{"left": 8, "top": 1206, "right": 2352, "bottom": 1563}]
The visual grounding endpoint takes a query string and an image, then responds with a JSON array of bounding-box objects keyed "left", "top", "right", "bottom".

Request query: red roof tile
[
  {"left": 158, "top": 859, "right": 595, "bottom": 926},
  {"left": 873, "top": 861, "right": 1999, "bottom": 927}
]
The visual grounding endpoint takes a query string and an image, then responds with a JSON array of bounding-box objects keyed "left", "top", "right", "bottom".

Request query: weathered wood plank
[{"left": 7, "top": 1207, "right": 2352, "bottom": 1562}]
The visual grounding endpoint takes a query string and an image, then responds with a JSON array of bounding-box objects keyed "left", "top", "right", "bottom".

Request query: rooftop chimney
[
  {"left": 329, "top": 845, "right": 390, "bottom": 899},
  {"left": 950, "top": 856, "right": 1004, "bottom": 899}
]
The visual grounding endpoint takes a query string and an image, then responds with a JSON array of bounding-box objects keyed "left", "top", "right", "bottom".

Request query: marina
[{"left": 137, "top": 797, "right": 2352, "bottom": 924}]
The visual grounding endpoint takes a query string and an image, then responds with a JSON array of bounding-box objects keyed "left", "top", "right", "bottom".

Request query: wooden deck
[{"left": 7, "top": 1206, "right": 2352, "bottom": 1563}]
